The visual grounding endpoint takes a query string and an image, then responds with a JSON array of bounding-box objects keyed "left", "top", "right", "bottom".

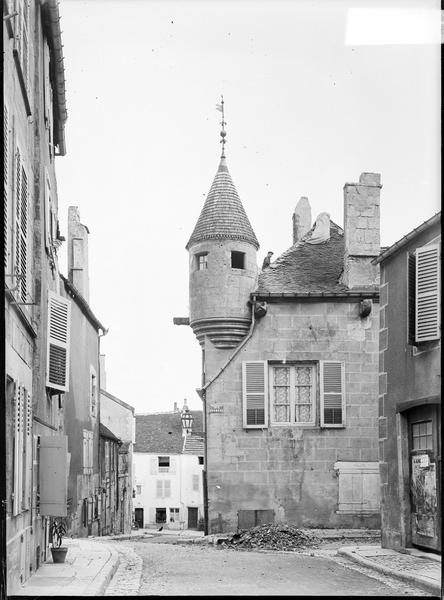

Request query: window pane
[
  {"left": 275, "top": 404, "right": 290, "bottom": 422},
  {"left": 295, "top": 404, "right": 311, "bottom": 423},
  {"left": 274, "top": 367, "right": 289, "bottom": 385},
  {"left": 295, "top": 367, "right": 311, "bottom": 385}
]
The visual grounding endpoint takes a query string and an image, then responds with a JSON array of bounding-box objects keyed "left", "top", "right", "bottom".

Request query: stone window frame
[
  {"left": 195, "top": 252, "right": 208, "bottom": 270},
  {"left": 268, "top": 362, "right": 317, "bottom": 427},
  {"left": 231, "top": 250, "right": 245, "bottom": 269}
]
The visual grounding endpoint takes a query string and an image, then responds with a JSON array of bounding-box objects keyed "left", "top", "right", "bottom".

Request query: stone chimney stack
[
  {"left": 342, "top": 173, "right": 381, "bottom": 288},
  {"left": 293, "top": 197, "right": 312, "bottom": 244},
  {"left": 99, "top": 354, "right": 106, "bottom": 390},
  {"left": 68, "top": 206, "right": 90, "bottom": 301}
]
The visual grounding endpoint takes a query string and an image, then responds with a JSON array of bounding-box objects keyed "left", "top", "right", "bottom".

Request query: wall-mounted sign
[
  {"left": 209, "top": 405, "right": 224, "bottom": 414},
  {"left": 412, "top": 454, "right": 430, "bottom": 468}
]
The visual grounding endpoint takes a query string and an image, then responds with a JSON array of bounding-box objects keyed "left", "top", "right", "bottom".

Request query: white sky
[{"left": 55, "top": 0, "right": 441, "bottom": 415}]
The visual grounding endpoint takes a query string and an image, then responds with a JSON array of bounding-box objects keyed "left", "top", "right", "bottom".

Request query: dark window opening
[
  {"left": 158, "top": 456, "right": 170, "bottom": 468},
  {"left": 231, "top": 251, "right": 245, "bottom": 269},
  {"left": 198, "top": 456, "right": 204, "bottom": 465},
  {"left": 196, "top": 253, "right": 208, "bottom": 270},
  {"left": 156, "top": 508, "right": 167, "bottom": 523}
]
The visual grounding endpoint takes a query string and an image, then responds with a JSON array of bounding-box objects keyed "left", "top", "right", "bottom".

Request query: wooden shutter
[
  {"left": 44, "top": 174, "right": 51, "bottom": 251},
  {"left": 12, "top": 384, "right": 23, "bottom": 516},
  {"left": 408, "top": 253, "right": 416, "bottom": 345},
  {"left": 4, "top": 104, "right": 9, "bottom": 270},
  {"left": 415, "top": 244, "right": 440, "bottom": 342},
  {"left": 164, "top": 480, "right": 171, "bottom": 498},
  {"left": 39, "top": 435, "right": 68, "bottom": 517},
  {"left": 23, "top": 391, "right": 32, "bottom": 510},
  {"left": 320, "top": 361, "right": 345, "bottom": 427},
  {"left": 156, "top": 480, "right": 162, "bottom": 498},
  {"left": 150, "top": 457, "right": 158, "bottom": 475},
  {"left": 82, "top": 430, "right": 88, "bottom": 472},
  {"left": 46, "top": 291, "right": 71, "bottom": 391},
  {"left": 242, "top": 361, "right": 268, "bottom": 429}
]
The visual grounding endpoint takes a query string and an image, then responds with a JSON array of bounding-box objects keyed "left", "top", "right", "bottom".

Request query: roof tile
[{"left": 134, "top": 411, "right": 203, "bottom": 454}]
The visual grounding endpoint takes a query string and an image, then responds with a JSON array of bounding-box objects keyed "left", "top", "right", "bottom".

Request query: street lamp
[{"left": 181, "top": 408, "right": 194, "bottom": 434}]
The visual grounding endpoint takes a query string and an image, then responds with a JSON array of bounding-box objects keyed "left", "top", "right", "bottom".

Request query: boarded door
[
  {"left": 409, "top": 405, "right": 441, "bottom": 552},
  {"left": 39, "top": 436, "right": 68, "bottom": 516}
]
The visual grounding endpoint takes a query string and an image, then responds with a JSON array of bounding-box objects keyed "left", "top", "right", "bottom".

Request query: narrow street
[{"left": 105, "top": 537, "right": 432, "bottom": 596}]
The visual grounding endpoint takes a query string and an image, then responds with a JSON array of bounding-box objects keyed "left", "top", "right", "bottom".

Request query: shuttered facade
[{"left": 242, "top": 361, "right": 268, "bottom": 428}]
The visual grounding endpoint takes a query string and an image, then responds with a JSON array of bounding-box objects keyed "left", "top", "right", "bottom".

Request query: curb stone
[
  {"left": 87, "top": 543, "right": 120, "bottom": 596},
  {"left": 338, "top": 548, "right": 441, "bottom": 596}
]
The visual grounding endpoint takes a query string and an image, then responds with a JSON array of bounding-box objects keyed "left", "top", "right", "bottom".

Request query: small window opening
[
  {"left": 198, "top": 456, "right": 204, "bottom": 465},
  {"left": 196, "top": 253, "right": 208, "bottom": 270},
  {"left": 158, "top": 456, "right": 170, "bottom": 470},
  {"left": 231, "top": 251, "right": 245, "bottom": 269},
  {"left": 156, "top": 508, "right": 167, "bottom": 523}
]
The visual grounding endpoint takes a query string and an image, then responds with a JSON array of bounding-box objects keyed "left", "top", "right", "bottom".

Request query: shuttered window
[
  {"left": 82, "top": 430, "right": 93, "bottom": 474},
  {"left": 23, "top": 391, "right": 32, "bottom": 510},
  {"left": 192, "top": 474, "right": 200, "bottom": 491},
  {"left": 164, "top": 480, "right": 171, "bottom": 498},
  {"left": 242, "top": 361, "right": 268, "bottom": 428},
  {"left": 39, "top": 435, "right": 68, "bottom": 517},
  {"left": 415, "top": 244, "right": 440, "bottom": 342},
  {"left": 13, "top": 384, "right": 24, "bottom": 516},
  {"left": 320, "top": 361, "right": 345, "bottom": 427},
  {"left": 4, "top": 104, "right": 9, "bottom": 270},
  {"left": 408, "top": 252, "right": 416, "bottom": 345},
  {"left": 46, "top": 291, "right": 71, "bottom": 391},
  {"left": 14, "top": 148, "right": 29, "bottom": 303},
  {"left": 156, "top": 480, "right": 163, "bottom": 498}
]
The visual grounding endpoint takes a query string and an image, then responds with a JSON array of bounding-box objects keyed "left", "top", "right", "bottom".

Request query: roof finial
[{"left": 216, "top": 95, "right": 226, "bottom": 158}]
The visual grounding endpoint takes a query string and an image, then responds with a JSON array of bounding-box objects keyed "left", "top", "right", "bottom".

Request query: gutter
[{"left": 41, "top": 0, "right": 68, "bottom": 155}]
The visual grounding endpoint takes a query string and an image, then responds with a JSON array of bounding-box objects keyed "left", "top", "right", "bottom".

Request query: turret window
[
  {"left": 231, "top": 251, "right": 245, "bottom": 269},
  {"left": 196, "top": 253, "right": 208, "bottom": 270}
]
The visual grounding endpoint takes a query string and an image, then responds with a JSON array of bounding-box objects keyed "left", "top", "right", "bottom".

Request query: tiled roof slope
[
  {"left": 257, "top": 221, "right": 355, "bottom": 295},
  {"left": 186, "top": 157, "right": 259, "bottom": 250},
  {"left": 134, "top": 411, "right": 203, "bottom": 454}
]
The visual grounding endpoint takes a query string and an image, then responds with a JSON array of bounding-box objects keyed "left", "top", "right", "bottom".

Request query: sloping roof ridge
[
  {"left": 60, "top": 274, "right": 107, "bottom": 332},
  {"left": 374, "top": 211, "right": 441, "bottom": 264},
  {"left": 100, "top": 389, "right": 135, "bottom": 413}
]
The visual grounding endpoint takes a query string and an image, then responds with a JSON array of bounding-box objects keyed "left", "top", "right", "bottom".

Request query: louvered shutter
[
  {"left": 12, "top": 384, "right": 23, "bottom": 516},
  {"left": 46, "top": 291, "right": 71, "bottom": 391},
  {"left": 320, "top": 361, "right": 345, "bottom": 427},
  {"left": 242, "top": 361, "right": 268, "bottom": 428},
  {"left": 415, "top": 244, "right": 440, "bottom": 342},
  {"left": 156, "top": 480, "right": 163, "bottom": 498},
  {"left": 408, "top": 253, "right": 416, "bottom": 345},
  {"left": 15, "top": 149, "right": 22, "bottom": 293},
  {"left": 39, "top": 435, "right": 68, "bottom": 517},
  {"left": 23, "top": 391, "right": 32, "bottom": 509},
  {"left": 44, "top": 174, "right": 51, "bottom": 251},
  {"left": 4, "top": 104, "right": 9, "bottom": 270},
  {"left": 164, "top": 480, "right": 171, "bottom": 498}
]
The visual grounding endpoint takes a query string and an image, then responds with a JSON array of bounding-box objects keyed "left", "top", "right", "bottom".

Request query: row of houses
[
  {"left": 4, "top": 2, "right": 135, "bottom": 594},
  {"left": 175, "top": 130, "right": 441, "bottom": 552}
]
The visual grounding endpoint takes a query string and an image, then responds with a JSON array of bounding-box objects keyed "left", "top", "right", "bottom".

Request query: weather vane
[{"left": 216, "top": 95, "right": 226, "bottom": 158}]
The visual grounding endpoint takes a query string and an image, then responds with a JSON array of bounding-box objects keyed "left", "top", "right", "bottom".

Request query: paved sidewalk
[
  {"left": 13, "top": 537, "right": 119, "bottom": 597},
  {"left": 338, "top": 545, "right": 441, "bottom": 596}
]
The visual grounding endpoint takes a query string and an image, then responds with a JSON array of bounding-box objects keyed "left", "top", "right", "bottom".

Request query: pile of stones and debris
[{"left": 218, "top": 523, "right": 321, "bottom": 552}]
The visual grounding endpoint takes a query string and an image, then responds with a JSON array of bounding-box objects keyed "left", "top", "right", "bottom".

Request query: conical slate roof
[{"left": 186, "top": 157, "right": 259, "bottom": 250}]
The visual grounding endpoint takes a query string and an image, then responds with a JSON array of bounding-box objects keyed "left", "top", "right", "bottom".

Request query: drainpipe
[{"left": 198, "top": 297, "right": 261, "bottom": 536}]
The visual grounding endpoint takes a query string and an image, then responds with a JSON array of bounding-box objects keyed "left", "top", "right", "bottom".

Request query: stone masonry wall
[{"left": 204, "top": 299, "right": 380, "bottom": 533}]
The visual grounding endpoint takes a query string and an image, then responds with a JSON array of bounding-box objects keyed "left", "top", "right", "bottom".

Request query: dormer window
[
  {"left": 196, "top": 253, "right": 208, "bottom": 270},
  {"left": 231, "top": 251, "right": 245, "bottom": 269}
]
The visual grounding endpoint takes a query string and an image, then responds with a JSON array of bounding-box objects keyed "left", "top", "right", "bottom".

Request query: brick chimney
[
  {"left": 342, "top": 173, "right": 381, "bottom": 288},
  {"left": 68, "top": 206, "right": 90, "bottom": 301},
  {"left": 293, "top": 196, "right": 312, "bottom": 244}
]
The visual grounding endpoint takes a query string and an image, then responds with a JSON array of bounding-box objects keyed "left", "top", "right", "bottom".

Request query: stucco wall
[
  {"left": 134, "top": 453, "right": 204, "bottom": 528},
  {"left": 378, "top": 222, "right": 441, "bottom": 549},
  {"left": 204, "top": 299, "right": 380, "bottom": 532},
  {"left": 60, "top": 290, "right": 100, "bottom": 537}
]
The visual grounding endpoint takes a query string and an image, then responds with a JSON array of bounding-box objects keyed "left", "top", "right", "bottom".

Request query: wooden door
[
  {"left": 408, "top": 405, "right": 441, "bottom": 552},
  {"left": 134, "top": 507, "right": 144, "bottom": 529},
  {"left": 187, "top": 507, "right": 198, "bottom": 529}
]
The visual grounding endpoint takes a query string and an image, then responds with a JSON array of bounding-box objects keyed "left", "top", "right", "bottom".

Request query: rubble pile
[{"left": 221, "top": 523, "right": 321, "bottom": 552}]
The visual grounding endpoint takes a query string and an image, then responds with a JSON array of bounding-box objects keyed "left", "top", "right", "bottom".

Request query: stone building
[
  {"left": 374, "top": 212, "right": 441, "bottom": 553},
  {"left": 100, "top": 378, "right": 136, "bottom": 535},
  {"left": 59, "top": 207, "right": 107, "bottom": 538},
  {"left": 134, "top": 404, "right": 205, "bottom": 530},
  {"left": 4, "top": 0, "right": 69, "bottom": 592},
  {"left": 182, "top": 142, "right": 382, "bottom": 533}
]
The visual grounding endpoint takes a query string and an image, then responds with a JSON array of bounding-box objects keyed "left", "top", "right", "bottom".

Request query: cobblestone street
[{"left": 104, "top": 537, "right": 433, "bottom": 596}]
